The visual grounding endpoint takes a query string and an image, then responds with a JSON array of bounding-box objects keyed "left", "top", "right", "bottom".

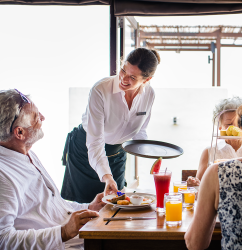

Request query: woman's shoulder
[
  {"left": 91, "top": 76, "right": 116, "bottom": 94},
  {"left": 144, "top": 84, "right": 155, "bottom": 97},
  {"left": 93, "top": 76, "right": 116, "bottom": 87},
  {"left": 217, "top": 159, "right": 242, "bottom": 175}
]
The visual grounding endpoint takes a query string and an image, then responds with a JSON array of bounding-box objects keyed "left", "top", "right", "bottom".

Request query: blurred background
[{"left": 0, "top": 5, "right": 242, "bottom": 191}]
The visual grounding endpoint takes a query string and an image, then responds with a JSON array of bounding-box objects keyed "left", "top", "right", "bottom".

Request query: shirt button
[
  {"left": 67, "top": 211, "right": 71, "bottom": 215},
  {"left": 52, "top": 193, "right": 54, "bottom": 197}
]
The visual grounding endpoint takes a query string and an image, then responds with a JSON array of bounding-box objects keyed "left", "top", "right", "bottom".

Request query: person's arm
[
  {"left": 67, "top": 193, "right": 105, "bottom": 212},
  {"left": 0, "top": 175, "right": 64, "bottom": 250},
  {"left": 196, "top": 148, "right": 209, "bottom": 181},
  {"left": 85, "top": 87, "right": 118, "bottom": 195},
  {"left": 66, "top": 200, "right": 89, "bottom": 211},
  {"left": 184, "top": 163, "right": 219, "bottom": 250}
]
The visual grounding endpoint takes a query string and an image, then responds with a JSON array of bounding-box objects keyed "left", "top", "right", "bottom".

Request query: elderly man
[{"left": 0, "top": 89, "right": 105, "bottom": 250}]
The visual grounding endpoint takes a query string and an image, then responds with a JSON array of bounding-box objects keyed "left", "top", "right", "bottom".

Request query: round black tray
[{"left": 122, "top": 140, "right": 183, "bottom": 159}]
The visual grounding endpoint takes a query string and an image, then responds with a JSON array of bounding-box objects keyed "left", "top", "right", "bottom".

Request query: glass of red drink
[{"left": 153, "top": 170, "right": 172, "bottom": 212}]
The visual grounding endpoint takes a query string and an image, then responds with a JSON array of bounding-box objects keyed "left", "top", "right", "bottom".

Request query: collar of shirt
[
  {"left": 112, "top": 75, "right": 146, "bottom": 95},
  {"left": 0, "top": 145, "right": 30, "bottom": 162}
]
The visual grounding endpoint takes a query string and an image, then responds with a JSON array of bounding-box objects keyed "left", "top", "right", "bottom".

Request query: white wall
[
  {"left": 0, "top": 5, "right": 110, "bottom": 191},
  {"left": 69, "top": 87, "right": 228, "bottom": 190},
  {"left": 139, "top": 88, "right": 228, "bottom": 190}
]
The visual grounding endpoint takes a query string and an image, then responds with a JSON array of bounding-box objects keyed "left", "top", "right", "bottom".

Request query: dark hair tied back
[{"left": 126, "top": 48, "right": 160, "bottom": 78}]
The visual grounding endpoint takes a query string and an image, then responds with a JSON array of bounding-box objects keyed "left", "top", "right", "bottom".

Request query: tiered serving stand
[{"left": 210, "top": 108, "right": 241, "bottom": 165}]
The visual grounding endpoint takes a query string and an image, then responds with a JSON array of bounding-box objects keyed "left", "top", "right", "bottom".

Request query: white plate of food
[{"left": 102, "top": 192, "right": 156, "bottom": 209}]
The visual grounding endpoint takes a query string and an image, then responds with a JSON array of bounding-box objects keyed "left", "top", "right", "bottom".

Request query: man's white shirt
[
  {"left": 82, "top": 75, "right": 155, "bottom": 181},
  {"left": 0, "top": 145, "right": 88, "bottom": 250}
]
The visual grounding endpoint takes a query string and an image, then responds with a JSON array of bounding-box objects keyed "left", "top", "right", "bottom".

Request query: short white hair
[
  {"left": 0, "top": 89, "right": 31, "bottom": 142},
  {"left": 213, "top": 96, "right": 242, "bottom": 123}
]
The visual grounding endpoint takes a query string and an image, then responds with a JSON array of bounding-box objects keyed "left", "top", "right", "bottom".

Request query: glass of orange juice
[
  {"left": 178, "top": 187, "right": 196, "bottom": 210},
  {"left": 173, "top": 181, "right": 187, "bottom": 192},
  {"left": 165, "top": 193, "right": 182, "bottom": 226}
]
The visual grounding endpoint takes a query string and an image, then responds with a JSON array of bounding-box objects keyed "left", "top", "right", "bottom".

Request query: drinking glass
[
  {"left": 165, "top": 193, "right": 182, "bottom": 226},
  {"left": 173, "top": 181, "right": 187, "bottom": 192},
  {"left": 153, "top": 170, "right": 172, "bottom": 213},
  {"left": 178, "top": 187, "right": 196, "bottom": 210}
]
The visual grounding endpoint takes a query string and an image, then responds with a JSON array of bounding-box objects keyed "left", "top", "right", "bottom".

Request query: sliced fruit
[
  {"left": 150, "top": 157, "right": 162, "bottom": 174},
  {"left": 226, "top": 126, "right": 234, "bottom": 136},
  {"left": 232, "top": 127, "right": 240, "bottom": 136}
]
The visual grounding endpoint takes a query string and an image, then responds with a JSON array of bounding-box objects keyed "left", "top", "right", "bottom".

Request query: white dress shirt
[
  {"left": 0, "top": 145, "right": 88, "bottom": 250},
  {"left": 82, "top": 75, "right": 155, "bottom": 181},
  {"left": 208, "top": 140, "right": 242, "bottom": 165}
]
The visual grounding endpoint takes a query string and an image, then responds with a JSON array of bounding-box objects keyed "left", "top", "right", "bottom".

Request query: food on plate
[
  {"left": 117, "top": 200, "right": 129, "bottom": 205},
  {"left": 106, "top": 192, "right": 156, "bottom": 206},
  {"left": 225, "top": 125, "right": 242, "bottom": 136},
  {"left": 226, "top": 126, "right": 233, "bottom": 136},
  {"left": 150, "top": 157, "right": 162, "bottom": 174},
  {"left": 220, "top": 130, "right": 227, "bottom": 136},
  {"left": 109, "top": 193, "right": 126, "bottom": 204},
  {"left": 130, "top": 195, "right": 144, "bottom": 205},
  {"left": 232, "top": 127, "right": 242, "bottom": 136},
  {"left": 141, "top": 196, "right": 156, "bottom": 205}
]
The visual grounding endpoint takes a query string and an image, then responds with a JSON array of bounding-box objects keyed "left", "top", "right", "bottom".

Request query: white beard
[{"left": 25, "top": 127, "right": 44, "bottom": 146}]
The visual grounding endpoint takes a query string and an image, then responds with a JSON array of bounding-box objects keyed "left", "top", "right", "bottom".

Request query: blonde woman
[{"left": 188, "top": 97, "right": 242, "bottom": 186}]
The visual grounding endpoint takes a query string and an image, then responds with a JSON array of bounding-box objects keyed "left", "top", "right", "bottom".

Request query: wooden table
[{"left": 79, "top": 203, "right": 221, "bottom": 250}]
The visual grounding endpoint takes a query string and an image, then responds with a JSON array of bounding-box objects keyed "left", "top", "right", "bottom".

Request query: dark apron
[{"left": 61, "top": 125, "right": 127, "bottom": 203}]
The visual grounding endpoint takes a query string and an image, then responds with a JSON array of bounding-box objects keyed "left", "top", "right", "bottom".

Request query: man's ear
[{"left": 13, "top": 127, "right": 26, "bottom": 140}]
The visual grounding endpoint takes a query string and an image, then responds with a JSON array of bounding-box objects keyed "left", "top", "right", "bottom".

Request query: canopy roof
[
  {"left": 139, "top": 25, "right": 242, "bottom": 49},
  {"left": 1, "top": 0, "right": 242, "bottom": 16}
]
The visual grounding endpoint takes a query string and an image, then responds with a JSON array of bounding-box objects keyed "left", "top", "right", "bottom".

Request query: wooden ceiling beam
[
  {"left": 155, "top": 48, "right": 211, "bottom": 51},
  {"left": 140, "top": 31, "right": 242, "bottom": 38},
  {"left": 146, "top": 42, "right": 211, "bottom": 47}
]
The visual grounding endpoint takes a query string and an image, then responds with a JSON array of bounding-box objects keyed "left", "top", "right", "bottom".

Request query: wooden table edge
[{"left": 79, "top": 230, "right": 221, "bottom": 240}]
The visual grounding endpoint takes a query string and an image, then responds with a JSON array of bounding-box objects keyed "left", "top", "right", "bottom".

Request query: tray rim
[{"left": 122, "top": 139, "right": 184, "bottom": 159}]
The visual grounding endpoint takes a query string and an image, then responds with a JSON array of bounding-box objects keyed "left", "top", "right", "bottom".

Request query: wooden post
[
  {"left": 135, "top": 23, "right": 140, "bottom": 48},
  {"left": 120, "top": 17, "right": 125, "bottom": 61},
  {"left": 135, "top": 156, "right": 139, "bottom": 186},
  {"left": 110, "top": 1, "right": 117, "bottom": 76},
  {"left": 212, "top": 52, "right": 215, "bottom": 87},
  {"left": 216, "top": 29, "right": 221, "bottom": 87}
]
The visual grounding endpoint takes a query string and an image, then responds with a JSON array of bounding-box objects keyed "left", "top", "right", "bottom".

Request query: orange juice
[
  {"left": 178, "top": 187, "right": 196, "bottom": 210},
  {"left": 173, "top": 184, "right": 187, "bottom": 193},
  {"left": 184, "top": 193, "right": 195, "bottom": 204},
  {"left": 166, "top": 201, "right": 182, "bottom": 222}
]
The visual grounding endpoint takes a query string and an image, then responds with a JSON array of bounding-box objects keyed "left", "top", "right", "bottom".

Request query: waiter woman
[{"left": 61, "top": 48, "right": 160, "bottom": 203}]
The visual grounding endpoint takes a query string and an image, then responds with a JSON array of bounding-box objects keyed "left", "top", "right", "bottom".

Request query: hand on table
[
  {"left": 102, "top": 174, "right": 118, "bottom": 196},
  {"left": 88, "top": 193, "right": 106, "bottom": 211},
  {"left": 187, "top": 176, "right": 200, "bottom": 187},
  {"left": 61, "top": 209, "right": 99, "bottom": 242}
]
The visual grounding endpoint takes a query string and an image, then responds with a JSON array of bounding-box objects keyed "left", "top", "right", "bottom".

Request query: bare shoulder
[
  {"left": 203, "top": 163, "right": 219, "bottom": 183},
  {"left": 196, "top": 148, "right": 209, "bottom": 180},
  {"left": 201, "top": 147, "right": 209, "bottom": 158}
]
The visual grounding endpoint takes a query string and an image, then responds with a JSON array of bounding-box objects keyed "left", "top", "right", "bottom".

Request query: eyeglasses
[{"left": 10, "top": 89, "right": 31, "bottom": 133}]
